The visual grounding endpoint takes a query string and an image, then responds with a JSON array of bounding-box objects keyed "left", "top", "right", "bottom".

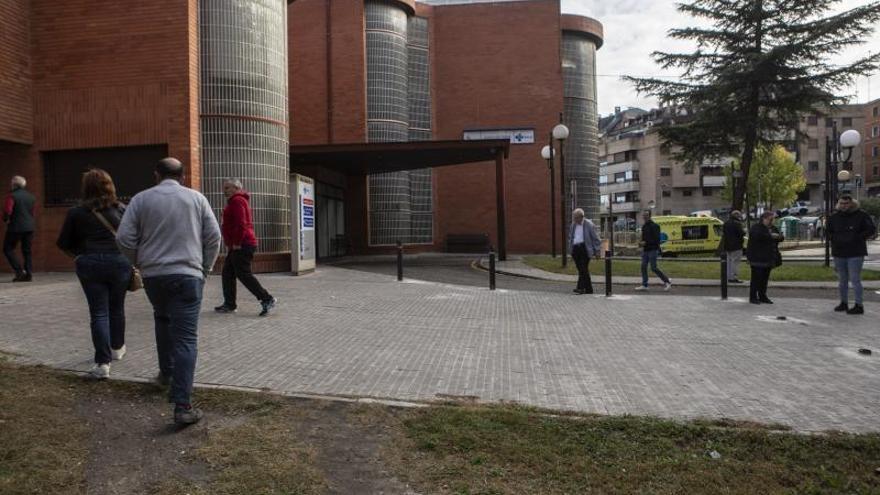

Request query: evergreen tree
[{"left": 626, "top": 0, "right": 880, "bottom": 211}]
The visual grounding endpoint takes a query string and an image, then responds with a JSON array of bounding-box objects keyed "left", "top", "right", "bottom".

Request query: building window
[
  {"left": 702, "top": 188, "right": 713, "bottom": 196},
  {"left": 43, "top": 145, "right": 167, "bottom": 206},
  {"left": 808, "top": 138, "right": 819, "bottom": 149},
  {"left": 874, "top": 166, "right": 879, "bottom": 177},
  {"left": 874, "top": 106, "right": 879, "bottom": 117},
  {"left": 662, "top": 209, "right": 672, "bottom": 215},
  {"left": 807, "top": 115, "right": 818, "bottom": 126},
  {"left": 825, "top": 118, "right": 833, "bottom": 128},
  {"left": 684, "top": 168, "right": 694, "bottom": 175},
  {"left": 808, "top": 161, "right": 819, "bottom": 171},
  {"left": 660, "top": 168, "right": 671, "bottom": 177},
  {"left": 842, "top": 117, "right": 853, "bottom": 127},
  {"left": 662, "top": 190, "right": 671, "bottom": 197},
  {"left": 873, "top": 125, "right": 879, "bottom": 138},
  {"left": 599, "top": 175, "right": 608, "bottom": 185},
  {"left": 682, "top": 189, "right": 693, "bottom": 197},
  {"left": 874, "top": 146, "right": 879, "bottom": 158}
]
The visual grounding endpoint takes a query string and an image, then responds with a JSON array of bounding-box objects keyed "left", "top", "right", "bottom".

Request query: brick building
[
  {"left": 866, "top": 98, "right": 880, "bottom": 197},
  {"left": 0, "top": 0, "right": 603, "bottom": 272}
]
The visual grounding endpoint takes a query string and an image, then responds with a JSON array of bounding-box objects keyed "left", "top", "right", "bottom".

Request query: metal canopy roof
[{"left": 289, "top": 139, "right": 510, "bottom": 176}]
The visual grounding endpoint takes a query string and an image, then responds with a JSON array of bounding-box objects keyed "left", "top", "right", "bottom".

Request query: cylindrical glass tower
[
  {"left": 562, "top": 30, "right": 601, "bottom": 223},
  {"left": 366, "top": 0, "right": 412, "bottom": 245},
  {"left": 199, "top": 0, "right": 290, "bottom": 254},
  {"left": 407, "top": 15, "right": 433, "bottom": 244}
]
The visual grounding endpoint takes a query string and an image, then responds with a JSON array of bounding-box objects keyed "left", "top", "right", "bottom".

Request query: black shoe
[
  {"left": 573, "top": 288, "right": 586, "bottom": 294},
  {"left": 759, "top": 297, "right": 773, "bottom": 304},
  {"left": 583, "top": 289, "right": 594, "bottom": 295},
  {"left": 749, "top": 299, "right": 761, "bottom": 304},
  {"left": 728, "top": 278, "right": 743, "bottom": 284},
  {"left": 846, "top": 304, "right": 864, "bottom": 315},
  {"left": 834, "top": 302, "right": 848, "bottom": 312},
  {"left": 19, "top": 273, "right": 31, "bottom": 282},
  {"left": 259, "top": 297, "right": 277, "bottom": 317},
  {"left": 174, "top": 405, "right": 203, "bottom": 425},
  {"left": 214, "top": 304, "right": 236, "bottom": 313}
]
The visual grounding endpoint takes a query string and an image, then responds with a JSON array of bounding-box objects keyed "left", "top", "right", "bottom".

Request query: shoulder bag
[{"left": 92, "top": 209, "right": 143, "bottom": 292}]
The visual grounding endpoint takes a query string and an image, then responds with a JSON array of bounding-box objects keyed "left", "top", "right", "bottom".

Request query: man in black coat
[
  {"left": 827, "top": 194, "right": 877, "bottom": 315},
  {"left": 722, "top": 210, "right": 746, "bottom": 283},
  {"left": 635, "top": 210, "right": 671, "bottom": 291},
  {"left": 3, "top": 176, "right": 36, "bottom": 282}
]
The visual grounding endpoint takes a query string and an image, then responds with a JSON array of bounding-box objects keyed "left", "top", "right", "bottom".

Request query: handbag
[{"left": 92, "top": 210, "right": 143, "bottom": 292}]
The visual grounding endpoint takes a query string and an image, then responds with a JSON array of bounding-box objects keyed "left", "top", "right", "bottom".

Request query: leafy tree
[
  {"left": 626, "top": 0, "right": 880, "bottom": 211},
  {"left": 721, "top": 144, "right": 806, "bottom": 211},
  {"left": 860, "top": 197, "right": 880, "bottom": 219}
]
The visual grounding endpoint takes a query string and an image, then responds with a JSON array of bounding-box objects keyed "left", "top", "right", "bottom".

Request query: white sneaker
[
  {"left": 111, "top": 345, "right": 126, "bottom": 361},
  {"left": 664, "top": 282, "right": 672, "bottom": 291},
  {"left": 634, "top": 285, "right": 648, "bottom": 291},
  {"left": 89, "top": 363, "right": 110, "bottom": 380}
]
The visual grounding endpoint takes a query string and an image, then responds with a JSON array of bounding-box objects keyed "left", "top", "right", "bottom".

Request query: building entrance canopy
[{"left": 290, "top": 139, "right": 511, "bottom": 259}]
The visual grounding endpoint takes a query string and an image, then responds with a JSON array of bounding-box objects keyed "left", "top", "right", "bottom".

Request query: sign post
[{"left": 291, "top": 174, "right": 316, "bottom": 275}]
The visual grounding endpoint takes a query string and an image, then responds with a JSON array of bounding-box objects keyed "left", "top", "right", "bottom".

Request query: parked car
[{"left": 777, "top": 201, "right": 820, "bottom": 217}]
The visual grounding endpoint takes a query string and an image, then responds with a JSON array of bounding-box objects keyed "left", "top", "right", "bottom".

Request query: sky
[{"left": 562, "top": 0, "right": 880, "bottom": 116}]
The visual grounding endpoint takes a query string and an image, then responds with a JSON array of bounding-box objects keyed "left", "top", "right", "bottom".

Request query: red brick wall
[
  {"left": 0, "top": 0, "right": 200, "bottom": 272},
  {"left": 432, "top": 0, "right": 563, "bottom": 254},
  {"left": 0, "top": 0, "right": 33, "bottom": 144}
]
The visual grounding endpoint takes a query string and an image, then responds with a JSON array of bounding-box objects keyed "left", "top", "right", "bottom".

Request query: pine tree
[{"left": 626, "top": 0, "right": 880, "bottom": 211}]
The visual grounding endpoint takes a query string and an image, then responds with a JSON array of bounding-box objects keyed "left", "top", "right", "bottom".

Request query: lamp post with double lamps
[
  {"left": 541, "top": 143, "right": 556, "bottom": 258},
  {"left": 553, "top": 121, "right": 570, "bottom": 267},
  {"left": 823, "top": 123, "right": 862, "bottom": 267}
]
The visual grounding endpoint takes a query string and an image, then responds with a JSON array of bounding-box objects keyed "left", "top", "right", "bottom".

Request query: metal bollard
[
  {"left": 604, "top": 249, "right": 612, "bottom": 297},
  {"left": 720, "top": 254, "right": 728, "bottom": 300},
  {"left": 489, "top": 248, "right": 496, "bottom": 291},
  {"left": 396, "top": 240, "right": 403, "bottom": 282}
]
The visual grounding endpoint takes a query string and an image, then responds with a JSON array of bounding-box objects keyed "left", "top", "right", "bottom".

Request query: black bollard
[
  {"left": 720, "top": 254, "right": 728, "bottom": 300},
  {"left": 396, "top": 240, "right": 403, "bottom": 281},
  {"left": 604, "top": 249, "right": 612, "bottom": 297},
  {"left": 489, "top": 248, "right": 496, "bottom": 291}
]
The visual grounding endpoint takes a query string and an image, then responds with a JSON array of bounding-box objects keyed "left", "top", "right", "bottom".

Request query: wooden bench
[{"left": 445, "top": 233, "right": 490, "bottom": 253}]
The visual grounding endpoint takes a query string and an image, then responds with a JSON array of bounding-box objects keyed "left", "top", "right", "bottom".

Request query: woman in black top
[
  {"left": 746, "top": 211, "right": 784, "bottom": 304},
  {"left": 57, "top": 169, "right": 132, "bottom": 379}
]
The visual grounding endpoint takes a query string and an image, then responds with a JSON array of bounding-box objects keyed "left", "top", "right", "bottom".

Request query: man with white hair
[
  {"left": 3, "top": 176, "right": 36, "bottom": 282},
  {"left": 568, "top": 208, "right": 602, "bottom": 294},
  {"left": 214, "top": 178, "right": 276, "bottom": 316}
]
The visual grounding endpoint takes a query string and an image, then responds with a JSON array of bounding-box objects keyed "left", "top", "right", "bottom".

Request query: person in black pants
[
  {"left": 215, "top": 179, "right": 276, "bottom": 316},
  {"left": 746, "top": 211, "right": 784, "bottom": 304},
  {"left": 56, "top": 169, "right": 132, "bottom": 379},
  {"left": 3, "top": 176, "right": 36, "bottom": 282},
  {"left": 568, "top": 208, "right": 602, "bottom": 294}
]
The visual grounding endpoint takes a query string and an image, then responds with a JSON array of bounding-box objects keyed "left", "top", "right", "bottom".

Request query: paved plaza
[{"left": 0, "top": 265, "right": 878, "bottom": 433}]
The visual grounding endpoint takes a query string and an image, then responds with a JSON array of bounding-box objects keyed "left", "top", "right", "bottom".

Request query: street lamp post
[
  {"left": 553, "top": 120, "right": 570, "bottom": 268},
  {"left": 541, "top": 143, "right": 556, "bottom": 258},
  {"left": 823, "top": 122, "right": 862, "bottom": 267}
]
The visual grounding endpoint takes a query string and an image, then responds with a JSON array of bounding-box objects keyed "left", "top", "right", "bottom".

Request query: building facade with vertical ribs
[{"left": 0, "top": 0, "right": 603, "bottom": 272}]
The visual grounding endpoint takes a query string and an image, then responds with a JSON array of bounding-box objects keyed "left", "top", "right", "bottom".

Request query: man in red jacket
[{"left": 214, "top": 179, "right": 276, "bottom": 316}]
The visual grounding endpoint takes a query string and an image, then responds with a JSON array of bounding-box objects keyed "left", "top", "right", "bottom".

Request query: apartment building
[
  {"left": 866, "top": 98, "right": 880, "bottom": 197},
  {"left": 598, "top": 104, "right": 869, "bottom": 227}
]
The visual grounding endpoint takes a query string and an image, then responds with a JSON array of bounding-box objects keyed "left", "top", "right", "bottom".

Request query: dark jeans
[
  {"left": 144, "top": 275, "right": 204, "bottom": 405},
  {"left": 3, "top": 230, "right": 33, "bottom": 275},
  {"left": 222, "top": 245, "right": 271, "bottom": 308},
  {"left": 640, "top": 249, "right": 670, "bottom": 286},
  {"left": 75, "top": 253, "right": 131, "bottom": 364},
  {"left": 750, "top": 266, "right": 772, "bottom": 301},
  {"left": 571, "top": 244, "right": 593, "bottom": 293}
]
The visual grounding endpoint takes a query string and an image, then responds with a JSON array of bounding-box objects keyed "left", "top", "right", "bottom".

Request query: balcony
[
  {"left": 702, "top": 176, "right": 727, "bottom": 188},
  {"left": 603, "top": 201, "right": 638, "bottom": 213},
  {"left": 600, "top": 160, "right": 639, "bottom": 175},
  {"left": 601, "top": 180, "right": 640, "bottom": 195}
]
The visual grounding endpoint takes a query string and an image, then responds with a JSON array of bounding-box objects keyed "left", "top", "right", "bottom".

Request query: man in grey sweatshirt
[{"left": 117, "top": 157, "right": 221, "bottom": 425}]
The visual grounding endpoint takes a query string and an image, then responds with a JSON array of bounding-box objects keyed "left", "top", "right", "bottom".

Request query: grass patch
[
  {"left": 523, "top": 255, "right": 880, "bottom": 282},
  {"left": 390, "top": 405, "right": 880, "bottom": 495}
]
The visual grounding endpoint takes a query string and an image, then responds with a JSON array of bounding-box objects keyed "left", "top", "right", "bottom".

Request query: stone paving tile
[{"left": 0, "top": 267, "right": 878, "bottom": 433}]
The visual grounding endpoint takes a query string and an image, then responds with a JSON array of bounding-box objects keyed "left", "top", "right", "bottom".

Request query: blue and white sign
[{"left": 463, "top": 128, "right": 535, "bottom": 144}]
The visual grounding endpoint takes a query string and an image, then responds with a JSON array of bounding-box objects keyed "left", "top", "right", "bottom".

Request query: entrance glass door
[{"left": 316, "top": 182, "right": 346, "bottom": 259}]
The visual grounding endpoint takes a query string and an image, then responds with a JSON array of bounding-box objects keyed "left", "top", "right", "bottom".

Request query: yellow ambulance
[{"left": 652, "top": 215, "right": 724, "bottom": 255}]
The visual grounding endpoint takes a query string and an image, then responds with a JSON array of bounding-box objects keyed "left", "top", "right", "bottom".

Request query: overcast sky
[{"left": 562, "top": 0, "right": 880, "bottom": 116}]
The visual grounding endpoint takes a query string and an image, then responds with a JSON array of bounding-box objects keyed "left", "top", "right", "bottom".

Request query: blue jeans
[
  {"left": 834, "top": 257, "right": 865, "bottom": 305},
  {"left": 75, "top": 253, "right": 131, "bottom": 365},
  {"left": 641, "top": 249, "right": 670, "bottom": 286},
  {"left": 144, "top": 275, "right": 205, "bottom": 405}
]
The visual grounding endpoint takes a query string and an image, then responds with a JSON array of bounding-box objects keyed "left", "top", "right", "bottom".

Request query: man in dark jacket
[
  {"left": 214, "top": 179, "right": 276, "bottom": 317},
  {"left": 722, "top": 210, "right": 746, "bottom": 283},
  {"left": 635, "top": 210, "right": 671, "bottom": 291},
  {"left": 827, "top": 195, "right": 877, "bottom": 315},
  {"left": 3, "top": 176, "right": 36, "bottom": 282}
]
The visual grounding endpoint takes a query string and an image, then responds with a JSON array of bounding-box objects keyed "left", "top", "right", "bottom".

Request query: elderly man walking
[
  {"left": 568, "top": 208, "right": 602, "bottom": 294},
  {"left": 827, "top": 194, "right": 877, "bottom": 315},
  {"left": 214, "top": 179, "right": 276, "bottom": 316},
  {"left": 117, "top": 158, "right": 221, "bottom": 425},
  {"left": 3, "top": 176, "right": 36, "bottom": 282}
]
